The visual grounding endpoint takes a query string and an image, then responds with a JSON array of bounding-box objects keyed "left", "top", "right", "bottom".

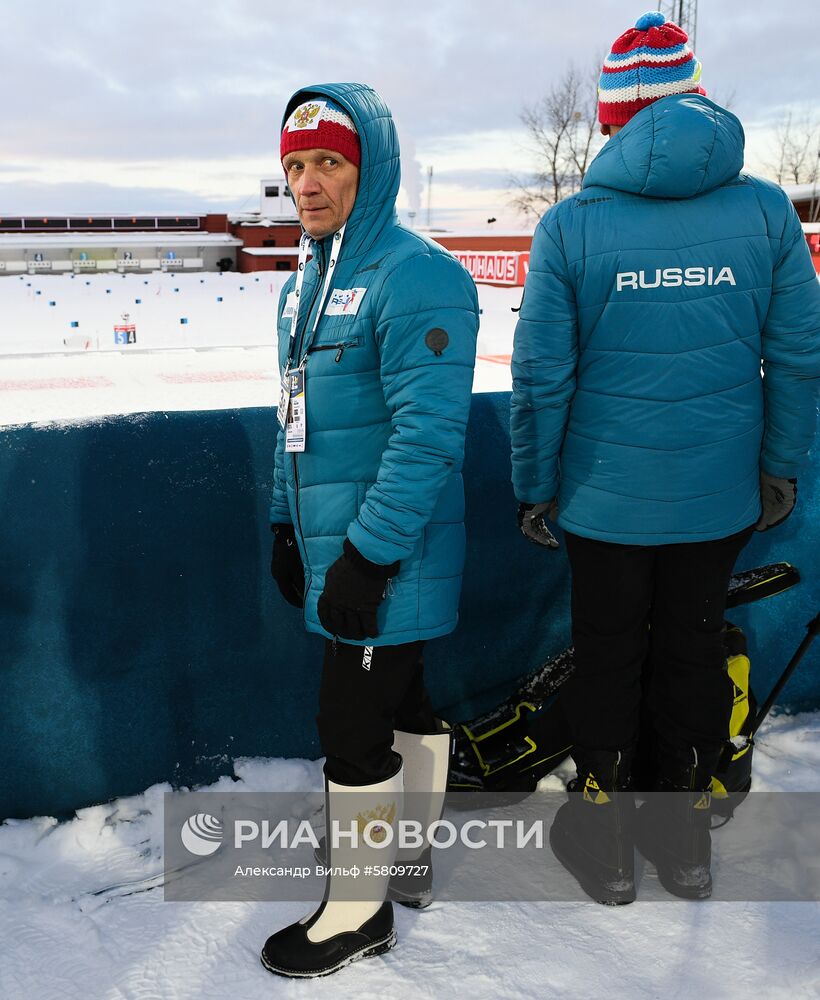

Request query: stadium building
[{"left": 0, "top": 180, "right": 816, "bottom": 282}]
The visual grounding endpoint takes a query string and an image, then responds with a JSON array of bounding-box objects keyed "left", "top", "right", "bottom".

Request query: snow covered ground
[
  {"left": 0, "top": 271, "right": 289, "bottom": 357},
  {"left": 0, "top": 272, "right": 516, "bottom": 427},
  {"left": 1, "top": 710, "right": 819, "bottom": 1000}
]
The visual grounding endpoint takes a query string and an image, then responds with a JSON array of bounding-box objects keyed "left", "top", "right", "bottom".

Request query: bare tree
[
  {"left": 510, "top": 62, "right": 602, "bottom": 222},
  {"left": 768, "top": 109, "right": 819, "bottom": 187},
  {"left": 710, "top": 87, "right": 737, "bottom": 112}
]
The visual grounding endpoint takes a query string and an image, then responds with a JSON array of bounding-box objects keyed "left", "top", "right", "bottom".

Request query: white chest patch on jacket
[
  {"left": 615, "top": 266, "right": 736, "bottom": 291},
  {"left": 325, "top": 287, "right": 368, "bottom": 316},
  {"left": 282, "top": 291, "right": 298, "bottom": 318}
]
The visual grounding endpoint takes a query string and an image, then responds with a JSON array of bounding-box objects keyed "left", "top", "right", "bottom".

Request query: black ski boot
[
  {"left": 549, "top": 748, "right": 636, "bottom": 905},
  {"left": 635, "top": 748, "right": 714, "bottom": 900}
]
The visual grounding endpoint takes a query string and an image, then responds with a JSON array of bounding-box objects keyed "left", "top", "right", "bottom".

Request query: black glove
[
  {"left": 517, "top": 500, "right": 559, "bottom": 549},
  {"left": 755, "top": 473, "right": 797, "bottom": 531},
  {"left": 270, "top": 523, "right": 305, "bottom": 608},
  {"left": 317, "top": 538, "right": 399, "bottom": 641}
]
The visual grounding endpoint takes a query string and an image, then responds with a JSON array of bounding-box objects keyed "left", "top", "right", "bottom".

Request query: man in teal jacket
[
  {"left": 511, "top": 13, "right": 820, "bottom": 903},
  {"left": 262, "top": 83, "right": 478, "bottom": 978}
]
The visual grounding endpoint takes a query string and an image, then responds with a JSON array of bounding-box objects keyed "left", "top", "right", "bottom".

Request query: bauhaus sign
[{"left": 451, "top": 251, "right": 529, "bottom": 287}]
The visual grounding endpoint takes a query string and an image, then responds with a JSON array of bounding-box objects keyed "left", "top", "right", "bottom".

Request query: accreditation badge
[{"left": 284, "top": 368, "right": 307, "bottom": 453}]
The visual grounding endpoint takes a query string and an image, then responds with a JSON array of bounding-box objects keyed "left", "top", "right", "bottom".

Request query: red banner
[
  {"left": 806, "top": 232, "right": 820, "bottom": 274},
  {"left": 452, "top": 250, "right": 529, "bottom": 286},
  {"left": 457, "top": 234, "right": 820, "bottom": 280}
]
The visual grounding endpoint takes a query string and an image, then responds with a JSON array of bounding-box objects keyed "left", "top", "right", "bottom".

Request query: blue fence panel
[{"left": 1, "top": 396, "right": 817, "bottom": 819}]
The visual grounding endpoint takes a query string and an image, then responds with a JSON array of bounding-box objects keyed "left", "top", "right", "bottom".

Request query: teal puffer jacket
[
  {"left": 511, "top": 94, "right": 820, "bottom": 544},
  {"left": 270, "top": 83, "right": 479, "bottom": 645}
]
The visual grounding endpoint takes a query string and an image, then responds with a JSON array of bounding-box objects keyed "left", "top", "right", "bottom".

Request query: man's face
[{"left": 282, "top": 148, "right": 359, "bottom": 240}]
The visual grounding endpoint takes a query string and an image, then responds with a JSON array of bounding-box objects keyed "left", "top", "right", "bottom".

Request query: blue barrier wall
[{"left": 1, "top": 395, "right": 818, "bottom": 819}]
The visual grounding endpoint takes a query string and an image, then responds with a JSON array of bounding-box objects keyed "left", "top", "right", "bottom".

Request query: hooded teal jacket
[
  {"left": 270, "top": 83, "right": 479, "bottom": 645},
  {"left": 511, "top": 94, "right": 820, "bottom": 544}
]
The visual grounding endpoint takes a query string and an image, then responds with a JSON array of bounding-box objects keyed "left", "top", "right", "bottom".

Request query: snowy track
[
  {"left": 0, "top": 346, "right": 281, "bottom": 426},
  {"left": 0, "top": 273, "right": 516, "bottom": 427}
]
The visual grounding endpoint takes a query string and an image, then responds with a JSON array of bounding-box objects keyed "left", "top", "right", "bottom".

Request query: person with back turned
[{"left": 511, "top": 12, "right": 820, "bottom": 903}]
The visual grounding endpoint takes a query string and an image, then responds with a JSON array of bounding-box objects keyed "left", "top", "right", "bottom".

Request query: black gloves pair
[
  {"left": 271, "top": 527, "right": 397, "bottom": 641},
  {"left": 515, "top": 471, "right": 799, "bottom": 545},
  {"left": 318, "top": 538, "right": 399, "bottom": 641}
]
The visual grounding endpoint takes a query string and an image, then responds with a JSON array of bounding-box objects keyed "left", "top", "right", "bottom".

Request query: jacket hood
[
  {"left": 281, "top": 82, "right": 400, "bottom": 256},
  {"left": 583, "top": 94, "right": 744, "bottom": 199}
]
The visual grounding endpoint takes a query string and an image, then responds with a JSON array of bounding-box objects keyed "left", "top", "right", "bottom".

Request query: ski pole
[{"left": 749, "top": 609, "right": 820, "bottom": 739}]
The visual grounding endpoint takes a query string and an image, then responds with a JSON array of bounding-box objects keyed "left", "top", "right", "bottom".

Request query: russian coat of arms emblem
[
  {"left": 356, "top": 802, "right": 397, "bottom": 844},
  {"left": 293, "top": 103, "right": 321, "bottom": 129}
]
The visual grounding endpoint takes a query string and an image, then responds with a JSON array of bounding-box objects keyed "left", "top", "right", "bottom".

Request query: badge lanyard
[
  {"left": 286, "top": 224, "right": 346, "bottom": 373},
  {"left": 279, "top": 224, "right": 347, "bottom": 449}
]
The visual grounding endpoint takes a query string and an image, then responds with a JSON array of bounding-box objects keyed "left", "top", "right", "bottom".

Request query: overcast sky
[{"left": 2, "top": 0, "right": 817, "bottom": 229}]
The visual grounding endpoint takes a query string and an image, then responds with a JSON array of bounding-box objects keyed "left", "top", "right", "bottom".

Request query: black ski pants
[
  {"left": 317, "top": 639, "right": 436, "bottom": 785},
  {"left": 561, "top": 526, "right": 754, "bottom": 774}
]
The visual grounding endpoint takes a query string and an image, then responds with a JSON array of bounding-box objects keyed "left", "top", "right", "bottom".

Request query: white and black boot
[
  {"left": 313, "top": 725, "right": 452, "bottom": 908},
  {"left": 389, "top": 724, "right": 452, "bottom": 908},
  {"left": 261, "top": 760, "right": 403, "bottom": 979}
]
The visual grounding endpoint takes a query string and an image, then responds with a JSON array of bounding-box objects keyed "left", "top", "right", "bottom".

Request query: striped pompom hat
[
  {"left": 598, "top": 11, "right": 705, "bottom": 126},
  {"left": 281, "top": 97, "right": 360, "bottom": 166}
]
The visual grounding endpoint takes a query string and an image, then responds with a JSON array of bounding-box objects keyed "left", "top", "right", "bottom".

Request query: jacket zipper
[
  {"left": 291, "top": 241, "right": 326, "bottom": 609},
  {"left": 307, "top": 340, "right": 359, "bottom": 363}
]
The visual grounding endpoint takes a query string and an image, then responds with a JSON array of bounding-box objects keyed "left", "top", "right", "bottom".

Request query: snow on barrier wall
[{"left": 1, "top": 397, "right": 818, "bottom": 820}]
